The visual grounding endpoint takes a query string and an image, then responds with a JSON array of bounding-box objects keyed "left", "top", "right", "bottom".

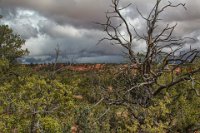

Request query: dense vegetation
[
  {"left": 0, "top": 44, "right": 200, "bottom": 132},
  {"left": 1, "top": 1, "right": 200, "bottom": 132}
]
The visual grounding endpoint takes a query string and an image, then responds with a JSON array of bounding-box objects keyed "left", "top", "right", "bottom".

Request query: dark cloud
[
  {"left": 0, "top": 0, "right": 200, "bottom": 63},
  {"left": 0, "top": 0, "right": 112, "bottom": 29},
  {"left": 0, "top": 8, "right": 40, "bottom": 39}
]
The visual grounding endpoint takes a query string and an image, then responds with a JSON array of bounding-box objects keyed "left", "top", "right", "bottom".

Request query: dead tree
[
  {"left": 49, "top": 44, "right": 61, "bottom": 79},
  {"left": 98, "top": 0, "right": 200, "bottom": 108}
]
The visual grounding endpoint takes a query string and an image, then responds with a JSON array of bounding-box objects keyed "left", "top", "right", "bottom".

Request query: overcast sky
[{"left": 0, "top": 0, "right": 200, "bottom": 63}]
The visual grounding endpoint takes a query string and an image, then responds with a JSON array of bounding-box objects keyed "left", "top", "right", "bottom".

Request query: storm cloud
[{"left": 0, "top": 0, "right": 199, "bottom": 63}]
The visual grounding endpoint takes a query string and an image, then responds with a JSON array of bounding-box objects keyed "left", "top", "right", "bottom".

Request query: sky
[{"left": 0, "top": 0, "right": 200, "bottom": 63}]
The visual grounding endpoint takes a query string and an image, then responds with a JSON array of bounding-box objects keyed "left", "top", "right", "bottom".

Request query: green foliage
[
  {"left": 0, "top": 31, "right": 199, "bottom": 132},
  {"left": 0, "top": 63, "right": 200, "bottom": 132},
  {"left": 0, "top": 74, "right": 74, "bottom": 132},
  {"left": 0, "top": 24, "right": 29, "bottom": 63},
  {"left": 0, "top": 58, "right": 9, "bottom": 72},
  {"left": 40, "top": 117, "right": 62, "bottom": 133},
  {"left": 168, "top": 80, "right": 200, "bottom": 132}
]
